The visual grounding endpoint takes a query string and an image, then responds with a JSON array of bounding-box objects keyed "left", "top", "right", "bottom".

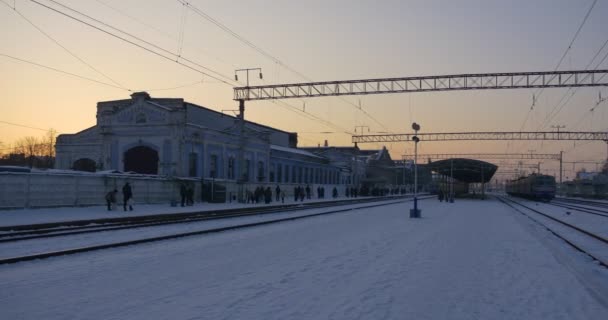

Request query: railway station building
[{"left": 55, "top": 92, "right": 357, "bottom": 188}]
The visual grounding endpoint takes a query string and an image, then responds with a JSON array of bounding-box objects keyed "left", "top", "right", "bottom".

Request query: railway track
[
  {"left": 498, "top": 196, "right": 608, "bottom": 268},
  {"left": 0, "top": 196, "right": 427, "bottom": 265},
  {"left": 546, "top": 201, "right": 608, "bottom": 218},
  {"left": 555, "top": 198, "right": 608, "bottom": 208},
  {"left": 0, "top": 196, "right": 411, "bottom": 243}
]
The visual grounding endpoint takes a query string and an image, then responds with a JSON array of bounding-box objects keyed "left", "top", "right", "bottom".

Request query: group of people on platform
[
  {"left": 104, "top": 182, "right": 409, "bottom": 212},
  {"left": 179, "top": 182, "right": 195, "bottom": 207},
  {"left": 245, "top": 184, "right": 341, "bottom": 204},
  {"left": 104, "top": 182, "right": 134, "bottom": 212}
]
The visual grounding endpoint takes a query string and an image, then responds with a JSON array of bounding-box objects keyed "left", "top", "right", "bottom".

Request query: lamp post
[{"left": 410, "top": 122, "right": 421, "bottom": 218}]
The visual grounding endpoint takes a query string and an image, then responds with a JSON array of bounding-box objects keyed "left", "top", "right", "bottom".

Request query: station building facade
[{"left": 55, "top": 92, "right": 348, "bottom": 187}]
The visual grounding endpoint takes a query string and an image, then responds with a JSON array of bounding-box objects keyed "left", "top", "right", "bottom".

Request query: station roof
[{"left": 427, "top": 158, "right": 497, "bottom": 183}]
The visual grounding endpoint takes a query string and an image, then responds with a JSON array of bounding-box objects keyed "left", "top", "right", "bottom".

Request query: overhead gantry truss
[
  {"left": 399, "top": 153, "right": 561, "bottom": 161},
  {"left": 234, "top": 70, "right": 608, "bottom": 100},
  {"left": 352, "top": 131, "right": 608, "bottom": 143}
]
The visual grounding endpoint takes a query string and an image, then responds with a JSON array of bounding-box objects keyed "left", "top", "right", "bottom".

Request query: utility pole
[
  {"left": 234, "top": 68, "right": 262, "bottom": 202},
  {"left": 410, "top": 122, "right": 421, "bottom": 218},
  {"left": 559, "top": 151, "right": 563, "bottom": 184},
  {"left": 450, "top": 158, "right": 454, "bottom": 203}
]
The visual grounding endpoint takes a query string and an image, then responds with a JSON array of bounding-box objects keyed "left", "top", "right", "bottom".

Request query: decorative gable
[{"left": 115, "top": 103, "right": 168, "bottom": 124}]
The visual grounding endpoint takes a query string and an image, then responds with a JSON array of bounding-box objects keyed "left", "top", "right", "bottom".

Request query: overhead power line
[
  {"left": 0, "top": 53, "right": 127, "bottom": 90},
  {"left": 176, "top": 0, "right": 392, "bottom": 133},
  {"left": 0, "top": 120, "right": 52, "bottom": 132},
  {"left": 20, "top": 0, "right": 364, "bottom": 136},
  {"left": 516, "top": 0, "right": 599, "bottom": 136},
  {"left": 1, "top": 1, "right": 129, "bottom": 90},
  {"left": 30, "top": 0, "right": 235, "bottom": 86}
]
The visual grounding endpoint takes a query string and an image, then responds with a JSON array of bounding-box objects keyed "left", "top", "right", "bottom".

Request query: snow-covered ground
[{"left": 1, "top": 198, "right": 607, "bottom": 319}]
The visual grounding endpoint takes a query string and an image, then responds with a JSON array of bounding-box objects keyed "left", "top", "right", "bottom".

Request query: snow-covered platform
[
  {"left": 1, "top": 198, "right": 607, "bottom": 319},
  {"left": 0, "top": 196, "right": 376, "bottom": 227}
]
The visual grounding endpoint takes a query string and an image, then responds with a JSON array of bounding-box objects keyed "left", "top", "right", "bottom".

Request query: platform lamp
[{"left": 410, "top": 122, "right": 421, "bottom": 218}]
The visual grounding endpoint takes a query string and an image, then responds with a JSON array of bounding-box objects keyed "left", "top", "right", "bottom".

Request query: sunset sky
[{"left": 1, "top": 0, "right": 607, "bottom": 179}]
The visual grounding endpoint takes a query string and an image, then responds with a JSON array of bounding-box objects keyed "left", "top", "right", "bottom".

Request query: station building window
[
  {"left": 285, "top": 165, "right": 290, "bottom": 183},
  {"left": 244, "top": 159, "right": 251, "bottom": 181},
  {"left": 257, "top": 161, "right": 265, "bottom": 182},
  {"left": 188, "top": 153, "right": 198, "bottom": 177},
  {"left": 209, "top": 154, "right": 217, "bottom": 178},
  {"left": 269, "top": 163, "right": 275, "bottom": 182},
  {"left": 227, "top": 157, "right": 235, "bottom": 180}
]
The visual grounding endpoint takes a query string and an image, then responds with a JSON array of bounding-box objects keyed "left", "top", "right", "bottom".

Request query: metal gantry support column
[
  {"left": 559, "top": 151, "right": 563, "bottom": 184},
  {"left": 237, "top": 99, "right": 246, "bottom": 203},
  {"left": 450, "top": 159, "right": 454, "bottom": 203}
]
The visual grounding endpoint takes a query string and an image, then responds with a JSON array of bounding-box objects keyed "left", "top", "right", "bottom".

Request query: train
[
  {"left": 562, "top": 173, "right": 608, "bottom": 199},
  {"left": 506, "top": 174, "right": 556, "bottom": 201}
]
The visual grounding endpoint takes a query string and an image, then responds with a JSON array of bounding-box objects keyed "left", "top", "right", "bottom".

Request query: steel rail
[
  {"left": 0, "top": 196, "right": 410, "bottom": 243},
  {"left": 498, "top": 196, "right": 608, "bottom": 268},
  {"left": 0, "top": 197, "right": 432, "bottom": 265}
]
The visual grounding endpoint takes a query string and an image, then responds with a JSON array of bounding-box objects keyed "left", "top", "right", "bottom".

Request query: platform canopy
[{"left": 427, "top": 158, "right": 497, "bottom": 183}]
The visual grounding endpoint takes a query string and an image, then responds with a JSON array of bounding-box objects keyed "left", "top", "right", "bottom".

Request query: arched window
[
  {"left": 72, "top": 158, "right": 96, "bottom": 172},
  {"left": 135, "top": 112, "right": 147, "bottom": 124}
]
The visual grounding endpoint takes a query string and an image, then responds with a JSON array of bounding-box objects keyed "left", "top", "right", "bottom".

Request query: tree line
[{"left": 0, "top": 129, "right": 57, "bottom": 169}]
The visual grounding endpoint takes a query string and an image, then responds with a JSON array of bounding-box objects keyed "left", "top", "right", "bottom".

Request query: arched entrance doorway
[
  {"left": 73, "top": 158, "right": 96, "bottom": 172},
  {"left": 124, "top": 146, "right": 159, "bottom": 174}
]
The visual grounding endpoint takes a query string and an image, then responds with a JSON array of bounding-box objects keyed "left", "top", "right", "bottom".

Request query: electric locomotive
[{"left": 506, "top": 174, "right": 556, "bottom": 201}]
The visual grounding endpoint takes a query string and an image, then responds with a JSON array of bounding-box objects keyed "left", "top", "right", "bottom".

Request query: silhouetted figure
[
  {"left": 180, "top": 182, "right": 187, "bottom": 207},
  {"left": 105, "top": 189, "right": 117, "bottom": 211},
  {"left": 186, "top": 184, "right": 194, "bottom": 206},
  {"left": 264, "top": 187, "right": 272, "bottom": 204},
  {"left": 275, "top": 185, "right": 281, "bottom": 202},
  {"left": 122, "top": 182, "right": 133, "bottom": 211}
]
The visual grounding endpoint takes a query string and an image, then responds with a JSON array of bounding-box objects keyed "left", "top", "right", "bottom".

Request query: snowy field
[{"left": 1, "top": 198, "right": 607, "bottom": 319}]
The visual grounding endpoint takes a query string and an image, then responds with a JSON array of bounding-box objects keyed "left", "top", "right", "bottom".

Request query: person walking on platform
[
  {"left": 105, "top": 189, "right": 117, "bottom": 211},
  {"left": 122, "top": 182, "right": 133, "bottom": 211},
  {"left": 438, "top": 189, "right": 444, "bottom": 202},
  {"left": 180, "top": 182, "right": 187, "bottom": 207},
  {"left": 275, "top": 185, "right": 281, "bottom": 202}
]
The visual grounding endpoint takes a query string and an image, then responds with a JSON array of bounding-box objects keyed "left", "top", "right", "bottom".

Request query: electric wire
[
  {"left": 27, "top": 0, "right": 355, "bottom": 136},
  {"left": 176, "top": 0, "right": 393, "bottom": 133},
  {"left": 31, "top": 0, "right": 235, "bottom": 85},
  {"left": 0, "top": 53, "right": 127, "bottom": 90},
  {"left": 516, "top": 0, "right": 598, "bottom": 136},
  {"left": 1, "top": 1, "right": 129, "bottom": 90}
]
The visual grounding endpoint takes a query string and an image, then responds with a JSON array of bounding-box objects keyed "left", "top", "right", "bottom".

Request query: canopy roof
[{"left": 427, "top": 158, "right": 497, "bottom": 183}]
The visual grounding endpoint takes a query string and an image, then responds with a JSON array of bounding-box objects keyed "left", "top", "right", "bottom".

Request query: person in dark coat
[
  {"left": 180, "top": 182, "right": 187, "bottom": 207},
  {"left": 186, "top": 184, "right": 194, "bottom": 206},
  {"left": 305, "top": 185, "right": 311, "bottom": 199},
  {"left": 438, "top": 189, "right": 444, "bottom": 202},
  {"left": 332, "top": 187, "right": 338, "bottom": 198},
  {"left": 122, "top": 182, "right": 133, "bottom": 211},
  {"left": 264, "top": 187, "right": 272, "bottom": 204},
  {"left": 294, "top": 186, "right": 299, "bottom": 202},
  {"left": 105, "top": 189, "right": 117, "bottom": 211},
  {"left": 275, "top": 185, "right": 281, "bottom": 202}
]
